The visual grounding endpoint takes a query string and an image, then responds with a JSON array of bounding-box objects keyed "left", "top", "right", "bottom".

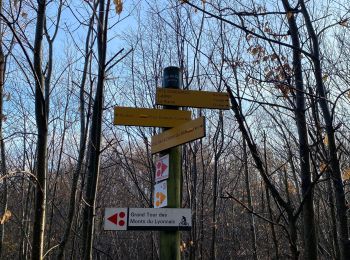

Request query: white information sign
[
  {"left": 104, "top": 208, "right": 128, "bottom": 231},
  {"left": 154, "top": 181, "right": 167, "bottom": 208},
  {"left": 155, "top": 154, "right": 169, "bottom": 182},
  {"left": 104, "top": 208, "right": 192, "bottom": 231}
]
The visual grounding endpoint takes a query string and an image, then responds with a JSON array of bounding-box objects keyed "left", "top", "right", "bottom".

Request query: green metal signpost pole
[{"left": 160, "top": 67, "right": 182, "bottom": 259}]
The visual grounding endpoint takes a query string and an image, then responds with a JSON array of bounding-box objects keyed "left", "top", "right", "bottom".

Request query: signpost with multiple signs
[
  {"left": 157, "top": 67, "right": 183, "bottom": 260},
  {"left": 110, "top": 66, "right": 230, "bottom": 258}
]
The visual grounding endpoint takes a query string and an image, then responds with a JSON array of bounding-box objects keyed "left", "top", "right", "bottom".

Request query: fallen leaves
[
  {"left": 320, "top": 162, "right": 328, "bottom": 173},
  {"left": 323, "top": 135, "right": 328, "bottom": 146},
  {"left": 0, "top": 210, "right": 11, "bottom": 225},
  {"left": 343, "top": 168, "right": 350, "bottom": 180}
]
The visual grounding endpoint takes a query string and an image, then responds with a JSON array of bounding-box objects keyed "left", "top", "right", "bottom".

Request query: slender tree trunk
[
  {"left": 266, "top": 188, "right": 279, "bottom": 259},
  {"left": 229, "top": 66, "right": 301, "bottom": 259},
  {"left": 299, "top": 1, "right": 350, "bottom": 258},
  {"left": 327, "top": 171, "right": 341, "bottom": 260},
  {"left": 210, "top": 112, "right": 224, "bottom": 260},
  {"left": 19, "top": 116, "right": 31, "bottom": 260},
  {"left": 309, "top": 85, "right": 340, "bottom": 259},
  {"left": 23, "top": 186, "right": 33, "bottom": 260},
  {"left": 243, "top": 140, "right": 258, "bottom": 260},
  {"left": 0, "top": 0, "right": 8, "bottom": 255},
  {"left": 281, "top": 1, "right": 318, "bottom": 259},
  {"left": 210, "top": 156, "right": 218, "bottom": 260},
  {"left": 46, "top": 97, "right": 69, "bottom": 254},
  {"left": 190, "top": 149, "right": 197, "bottom": 260},
  {"left": 81, "top": 0, "right": 109, "bottom": 258},
  {"left": 32, "top": 1, "right": 48, "bottom": 259},
  {"left": 57, "top": 9, "right": 95, "bottom": 259},
  {"left": 284, "top": 168, "right": 300, "bottom": 259},
  {"left": 41, "top": 2, "right": 63, "bottom": 248},
  {"left": 199, "top": 140, "right": 205, "bottom": 259},
  {"left": 263, "top": 135, "right": 279, "bottom": 259},
  {"left": 288, "top": 214, "right": 300, "bottom": 260}
]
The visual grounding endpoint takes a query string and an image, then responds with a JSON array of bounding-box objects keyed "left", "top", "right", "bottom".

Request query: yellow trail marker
[
  {"left": 151, "top": 116, "right": 206, "bottom": 154},
  {"left": 114, "top": 107, "right": 191, "bottom": 127},
  {"left": 156, "top": 88, "right": 230, "bottom": 109}
]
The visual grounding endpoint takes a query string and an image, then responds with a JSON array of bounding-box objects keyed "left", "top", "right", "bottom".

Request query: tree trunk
[
  {"left": 0, "top": 1, "right": 8, "bottom": 255},
  {"left": 327, "top": 171, "right": 341, "bottom": 260},
  {"left": 31, "top": 0, "right": 48, "bottom": 259},
  {"left": 243, "top": 140, "right": 258, "bottom": 260},
  {"left": 299, "top": 1, "right": 350, "bottom": 258},
  {"left": 265, "top": 188, "right": 279, "bottom": 259},
  {"left": 210, "top": 112, "right": 224, "bottom": 260},
  {"left": 190, "top": 149, "right": 197, "bottom": 260},
  {"left": 199, "top": 140, "right": 205, "bottom": 258},
  {"left": 210, "top": 156, "right": 218, "bottom": 260},
  {"left": 81, "top": 0, "right": 108, "bottom": 258},
  {"left": 288, "top": 213, "right": 300, "bottom": 260},
  {"left": 57, "top": 8, "right": 95, "bottom": 259},
  {"left": 281, "top": 1, "right": 318, "bottom": 258},
  {"left": 228, "top": 65, "right": 301, "bottom": 259}
]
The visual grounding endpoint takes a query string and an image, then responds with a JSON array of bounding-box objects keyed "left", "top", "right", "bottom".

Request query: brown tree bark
[
  {"left": 0, "top": 0, "right": 8, "bottom": 256},
  {"left": 281, "top": 1, "right": 318, "bottom": 259},
  {"left": 31, "top": 0, "right": 48, "bottom": 259},
  {"left": 243, "top": 140, "right": 258, "bottom": 260},
  {"left": 210, "top": 112, "right": 224, "bottom": 260},
  {"left": 81, "top": 0, "right": 109, "bottom": 259}
]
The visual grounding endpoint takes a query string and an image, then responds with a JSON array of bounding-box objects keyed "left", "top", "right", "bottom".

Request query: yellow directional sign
[
  {"left": 114, "top": 107, "right": 191, "bottom": 127},
  {"left": 151, "top": 117, "right": 205, "bottom": 154},
  {"left": 156, "top": 88, "right": 230, "bottom": 109}
]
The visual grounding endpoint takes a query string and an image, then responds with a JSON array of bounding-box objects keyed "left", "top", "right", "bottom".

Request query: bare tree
[
  {"left": 299, "top": 1, "right": 350, "bottom": 258},
  {"left": 31, "top": 0, "right": 48, "bottom": 259},
  {"left": 56, "top": 3, "right": 96, "bottom": 258},
  {"left": 0, "top": 0, "right": 8, "bottom": 256}
]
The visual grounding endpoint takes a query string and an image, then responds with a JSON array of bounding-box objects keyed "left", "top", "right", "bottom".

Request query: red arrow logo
[
  {"left": 156, "top": 161, "right": 168, "bottom": 177},
  {"left": 107, "top": 213, "right": 118, "bottom": 225},
  {"left": 107, "top": 212, "right": 126, "bottom": 226}
]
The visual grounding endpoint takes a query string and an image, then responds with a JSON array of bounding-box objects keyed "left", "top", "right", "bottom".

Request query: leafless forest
[{"left": 0, "top": 0, "right": 350, "bottom": 259}]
